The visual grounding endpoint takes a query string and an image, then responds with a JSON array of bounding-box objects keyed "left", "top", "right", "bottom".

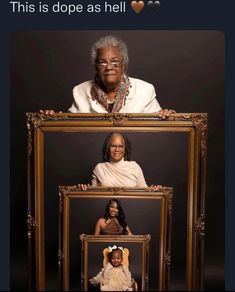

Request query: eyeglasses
[
  {"left": 110, "top": 144, "right": 124, "bottom": 149},
  {"left": 96, "top": 60, "right": 122, "bottom": 69}
]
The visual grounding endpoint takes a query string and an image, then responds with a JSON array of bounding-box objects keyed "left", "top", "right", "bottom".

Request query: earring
[{"left": 95, "top": 73, "right": 100, "bottom": 84}]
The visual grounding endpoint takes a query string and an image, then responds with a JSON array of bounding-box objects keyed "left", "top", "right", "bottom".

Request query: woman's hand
[
  {"left": 158, "top": 109, "right": 176, "bottom": 119},
  {"left": 146, "top": 234, "right": 151, "bottom": 240},
  {"left": 89, "top": 278, "right": 96, "bottom": 286},
  {"left": 39, "top": 110, "right": 63, "bottom": 115},
  {"left": 149, "top": 184, "right": 162, "bottom": 191},
  {"left": 79, "top": 233, "right": 85, "bottom": 241},
  {"left": 78, "top": 184, "right": 90, "bottom": 191},
  {"left": 39, "top": 109, "right": 55, "bottom": 115}
]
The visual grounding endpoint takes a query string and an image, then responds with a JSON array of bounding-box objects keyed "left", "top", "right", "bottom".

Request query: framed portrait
[
  {"left": 26, "top": 112, "right": 207, "bottom": 291},
  {"left": 82, "top": 235, "right": 150, "bottom": 292},
  {"left": 58, "top": 187, "right": 173, "bottom": 291}
]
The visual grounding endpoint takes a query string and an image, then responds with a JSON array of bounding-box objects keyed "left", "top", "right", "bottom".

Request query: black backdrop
[{"left": 10, "top": 30, "right": 224, "bottom": 290}]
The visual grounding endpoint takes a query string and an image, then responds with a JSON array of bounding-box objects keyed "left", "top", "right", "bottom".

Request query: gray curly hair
[{"left": 91, "top": 35, "right": 129, "bottom": 71}]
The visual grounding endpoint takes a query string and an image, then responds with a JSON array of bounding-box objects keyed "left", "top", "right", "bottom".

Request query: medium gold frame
[
  {"left": 58, "top": 187, "right": 173, "bottom": 291},
  {"left": 26, "top": 112, "right": 207, "bottom": 291}
]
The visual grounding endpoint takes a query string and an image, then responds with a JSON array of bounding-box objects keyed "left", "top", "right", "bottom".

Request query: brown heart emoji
[{"left": 131, "top": 1, "right": 145, "bottom": 14}]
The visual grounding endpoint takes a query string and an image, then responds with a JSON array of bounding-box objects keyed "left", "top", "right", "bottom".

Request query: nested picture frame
[
  {"left": 26, "top": 112, "right": 207, "bottom": 291},
  {"left": 58, "top": 187, "right": 173, "bottom": 291},
  {"left": 81, "top": 235, "right": 150, "bottom": 292}
]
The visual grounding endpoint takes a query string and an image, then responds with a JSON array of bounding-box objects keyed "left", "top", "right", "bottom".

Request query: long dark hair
[
  {"left": 102, "top": 132, "right": 132, "bottom": 162},
  {"left": 104, "top": 199, "right": 128, "bottom": 235}
]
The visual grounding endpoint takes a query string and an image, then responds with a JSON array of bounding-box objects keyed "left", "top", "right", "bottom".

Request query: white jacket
[{"left": 69, "top": 77, "right": 161, "bottom": 113}]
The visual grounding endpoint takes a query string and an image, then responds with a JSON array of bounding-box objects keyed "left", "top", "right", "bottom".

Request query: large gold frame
[
  {"left": 26, "top": 112, "right": 207, "bottom": 291},
  {"left": 58, "top": 187, "right": 173, "bottom": 291}
]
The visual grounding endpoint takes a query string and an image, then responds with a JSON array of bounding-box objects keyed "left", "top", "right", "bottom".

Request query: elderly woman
[
  {"left": 42, "top": 35, "right": 174, "bottom": 117},
  {"left": 79, "top": 132, "right": 161, "bottom": 190},
  {"left": 68, "top": 35, "right": 174, "bottom": 117}
]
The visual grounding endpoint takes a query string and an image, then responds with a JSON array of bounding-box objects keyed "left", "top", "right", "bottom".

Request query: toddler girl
[{"left": 89, "top": 245, "right": 133, "bottom": 291}]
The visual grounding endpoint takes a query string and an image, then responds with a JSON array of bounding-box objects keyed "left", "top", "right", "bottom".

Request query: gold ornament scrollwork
[
  {"left": 27, "top": 213, "right": 37, "bottom": 239},
  {"left": 58, "top": 250, "right": 63, "bottom": 267},
  {"left": 58, "top": 191, "right": 63, "bottom": 214},
  {"left": 107, "top": 187, "right": 124, "bottom": 193},
  {"left": 26, "top": 112, "right": 76, "bottom": 129},
  {"left": 59, "top": 185, "right": 82, "bottom": 194},
  {"left": 191, "top": 113, "right": 208, "bottom": 158},
  {"left": 194, "top": 214, "right": 205, "bottom": 237},
  {"left": 26, "top": 119, "right": 33, "bottom": 157},
  {"left": 168, "top": 193, "right": 173, "bottom": 217},
  {"left": 26, "top": 113, "right": 44, "bottom": 129},
  {"left": 164, "top": 253, "right": 171, "bottom": 267},
  {"left": 105, "top": 113, "right": 132, "bottom": 126}
]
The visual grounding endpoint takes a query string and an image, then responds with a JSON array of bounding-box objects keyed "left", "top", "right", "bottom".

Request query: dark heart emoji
[{"left": 147, "top": 1, "right": 160, "bottom": 13}]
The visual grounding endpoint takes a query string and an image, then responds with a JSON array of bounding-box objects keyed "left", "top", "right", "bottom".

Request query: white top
[
  {"left": 69, "top": 77, "right": 161, "bottom": 113},
  {"left": 91, "top": 159, "right": 148, "bottom": 188}
]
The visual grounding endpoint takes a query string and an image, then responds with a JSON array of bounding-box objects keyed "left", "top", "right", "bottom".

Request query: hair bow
[{"left": 108, "top": 245, "right": 125, "bottom": 253}]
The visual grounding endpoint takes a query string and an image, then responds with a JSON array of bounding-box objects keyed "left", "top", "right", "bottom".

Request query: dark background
[{"left": 10, "top": 31, "right": 224, "bottom": 290}]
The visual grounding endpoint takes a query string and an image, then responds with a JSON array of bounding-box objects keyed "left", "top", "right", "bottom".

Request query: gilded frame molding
[
  {"left": 26, "top": 112, "right": 207, "bottom": 291},
  {"left": 58, "top": 187, "right": 173, "bottom": 291}
]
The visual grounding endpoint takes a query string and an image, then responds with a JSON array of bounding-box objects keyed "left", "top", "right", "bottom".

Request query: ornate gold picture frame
[
  {"left": 58, "top": 187, "right": 173, "bottom": 291},
  {"left": 26, "top": 112, "right": 207, "bottom": 291}
]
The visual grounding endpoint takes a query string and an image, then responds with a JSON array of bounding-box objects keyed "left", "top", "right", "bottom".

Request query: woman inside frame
[
  {"left": 79, "top": 132, "right": 162, "bottom": 190},
  {"left": 92, "top": 132, "right": 146, "bottom": 187},
  {"left": 94, "top": 198, "right": 132, "bottom": 236},
  {"left": 79, "top": 132, "right": 159, "bottom": 237}
]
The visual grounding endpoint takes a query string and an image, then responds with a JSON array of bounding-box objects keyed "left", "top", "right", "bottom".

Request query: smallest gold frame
[
  {"left": 58, "top": 186, "right": 173, "bottom": 291},
  {"left": 82, "top": 235, "right": 150, "bottom": 291}
]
